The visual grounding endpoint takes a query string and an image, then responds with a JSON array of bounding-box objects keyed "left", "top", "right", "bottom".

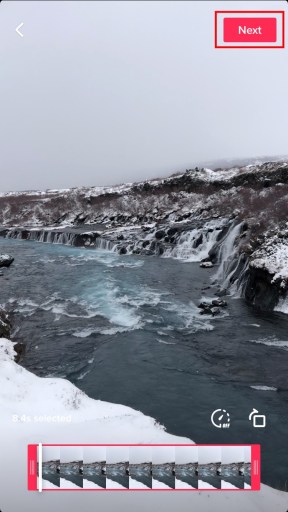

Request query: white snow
[
  {"left": 198, "top": 480, "right": 216, "bottom": 489},
  {"left": 60, "top": 477, "right": 81, "bottom": 489},
  {"left": 251, "top": 239, "right": 288, "bottom": 289},
  {"left": 42, "top": 478, "right": 58, "bottom": 489},
  {"left": 106, "top": 478, "right": 126, "bottom": 489},
  {"left": 0, "top": 254, "right": 13, "bottom": 264},
  {"left": 83, "top": 479, "right": 103, "bottom": 489},
  {"left": 129, "top": 477, "right": 150, "bottom": 489},
  {"left": 175, "top": 478, "right": 195, "bottom": 489},
  {"left": 152, "top": 478, "right": 172, "bottom": 489},
  {"left": 0, "top": 338, "right": 189, "bottom": 441},
  {"left": 221, "top": 480, "right": 238, "bottom": 489},
  {"left": 250, "top": 386, "right": 277, "bottom": 391}
]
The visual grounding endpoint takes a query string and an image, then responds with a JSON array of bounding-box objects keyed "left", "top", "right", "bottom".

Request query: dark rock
[
  {"left": 194, "top": 233, "right": 203, "bottom": 248},
  {"left": 198, "top": 301, "right": 221, "bottom": 316},
  {"left": 0, "top": 310, "right": 12, "bottom": 338},
  {"left": 155, "top": 230, "right": 166, "bottom": 240},
  {"left": 198, "top": 302, "right": 210, "bottom": 309},
  {"left": 73, "top": 232, "right": 101, "bottom": 247},
  {"left": 13, "top": 342, "right": 25, "bottom": 363},
  {"left": 74, "top": 212, "right": 88, "bottom": 224},
  {"left": 200, "top": 261, "right": 213, "bottom": 268},
  {"left": 0, "top": 255, "right": 14, "bottom": 268},
  {"left": 119, "top": 246, "right": 127, "bottom": 255},
  {"left": 142, "top": 240, "right": 150, "bottom": 248},
  {"left": 245, "top": 267, "right": 281, "bottom": 310},
  {"left": 216, "top": 288, "right": 227, "bottom": 297},
  {"left": 199, "top": 307, "right": 212, "bottom": 315},
  {"left": 21, "top": 229, "right": 29, "bottom": 240},
  {"left": 198, "top": 302, "right": 214, "bottom": 315},
  {"left": 117, "top": 234, "right": 124, "bottom": 241},
  {"left": 212, "top": 299, "right": 227, "bottom": 307},
  {"left": 167, "top": 227, "right": 178, "bottom": 236}
]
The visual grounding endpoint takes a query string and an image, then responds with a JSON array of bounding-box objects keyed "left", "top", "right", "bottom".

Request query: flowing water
[
  {"left": 0, "top": 238, "right": 288, "bottom": 491},
  {"left": 130, "top": 466, "right": 152, "bottom": 488}
]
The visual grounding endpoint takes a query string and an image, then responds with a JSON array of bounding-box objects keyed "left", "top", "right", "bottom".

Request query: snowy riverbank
[{"left": 0, "top": 338, "right": 287, "bottom": 510}]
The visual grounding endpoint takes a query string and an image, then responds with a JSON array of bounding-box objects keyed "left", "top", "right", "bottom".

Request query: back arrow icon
[{"left": 16, "top": 22, "right": 24, "bottom": 38}]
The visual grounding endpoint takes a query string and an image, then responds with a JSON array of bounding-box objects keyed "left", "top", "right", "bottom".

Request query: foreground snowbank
[
  {"left": 0, "top": 338, "right": 287, "bottom": 511},
  {"left": 0, "top": 337, "right": 188, "bottom": 442}
]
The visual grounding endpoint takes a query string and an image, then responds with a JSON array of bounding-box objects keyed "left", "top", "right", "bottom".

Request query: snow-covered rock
[
  {"left": 0, "top": 254, "right": 14, "bottom": 267},
  {"left": 250, "top": 237, "right": 288, "bottom": 289}
]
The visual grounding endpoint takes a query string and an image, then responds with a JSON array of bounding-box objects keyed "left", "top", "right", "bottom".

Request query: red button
[{"left": 223, "top": 17, "right": 277, "bottom": 43}]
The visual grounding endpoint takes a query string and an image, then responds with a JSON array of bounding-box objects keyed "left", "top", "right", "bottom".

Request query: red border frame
[
  {"left": 27, "top": 444, "right": 38, "bottom": 491},
  {"left": 28, "top": 443, "right": 260, "bottom": 492},
  {"left": 215, "top": 11, "right": 285, "bottom": 49}
]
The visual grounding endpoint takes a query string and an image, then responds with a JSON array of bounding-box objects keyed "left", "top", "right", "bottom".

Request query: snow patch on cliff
[{"left": 250, "top": 237, "right": 288, "bottom": 289}]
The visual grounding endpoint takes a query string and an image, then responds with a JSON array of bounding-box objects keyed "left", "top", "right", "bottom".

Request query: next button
[{"left": 223, "top": 17, "right": 277, "bottom": 43}]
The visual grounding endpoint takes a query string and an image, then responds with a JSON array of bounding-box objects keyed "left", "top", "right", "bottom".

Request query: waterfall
[
  {"left": 3, "top": 228, "right": 117, "bottom": 252},
  {"left": 2, "top": 222, "right": 251, "bottom": 298},
  {"left": 163, "top": 221, "right": 226, "bottom": 262},
  {"left": 213, "top": 222, "right": 243, "bottom": 284},
  {"left": 209, "top": 221, "right": 252, "bottom": 298},
  {"left": 274, "top": 295, "right": 288, "bottom": 314},
  {"left": 25, "top": 230, "right": 77, "bottom": 245},
  {"left": 6, "top": 229, "right": 23, "bottom": 240},
  {"left": 227, "top": 257, "right": 250, "bottom": 297},
  {"left": 95, "top": 237, "right": 116, "bottom": 252}
]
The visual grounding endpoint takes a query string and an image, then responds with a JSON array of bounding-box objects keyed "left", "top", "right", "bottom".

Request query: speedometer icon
[{"left": 211, "top": 409, "right": 231, "bottom": 429}]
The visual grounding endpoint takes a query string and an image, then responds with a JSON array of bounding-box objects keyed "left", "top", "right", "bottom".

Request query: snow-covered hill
[{"left": 0, "top": 160, "right": 287, "bottom": 229}]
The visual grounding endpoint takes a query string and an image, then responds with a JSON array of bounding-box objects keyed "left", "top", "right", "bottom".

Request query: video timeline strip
[{"left": 28, "top": 444, "right": 260, "bottom": 492}]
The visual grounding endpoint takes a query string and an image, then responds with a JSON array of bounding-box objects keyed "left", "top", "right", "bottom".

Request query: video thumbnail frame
[{"left": 28, "top": 444, "right": 260, "bottom": 492}]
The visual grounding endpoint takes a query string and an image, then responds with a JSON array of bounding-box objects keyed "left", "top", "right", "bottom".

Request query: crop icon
[{"left": 249, "top": 409, "right": 266, "bottom": 428}]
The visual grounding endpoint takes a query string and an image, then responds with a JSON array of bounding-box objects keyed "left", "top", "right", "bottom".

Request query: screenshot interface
[{"left": 0, "top": 1, "right": 287, "bottom": 511}]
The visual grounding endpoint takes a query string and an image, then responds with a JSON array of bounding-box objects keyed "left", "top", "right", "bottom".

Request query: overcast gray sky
[
  {"left": 222, "top": 447, "right": 244, "bottom": 465},
  {"left": 129, "top": 446, "right": 152, "bottom": 465},
  {"left": 0, "top": 1, "right": 287, "bottom": 192},
  {"left": 106, "top": 446, "right": 129, "bottom": 464},
  {"left": 60, "top": 446, "right": 82, "bottom": 463},
  {"left": 83, "top": 446, "right": 106, "bottom": 463},
  {"left": 175, "top": 446, "right": 198, "bottom": 464},
  {"left": 152, "top": 446, "right": 175, "bottom": 464},
  {"left": 198, "top": 446, "right": 221, "bottom": 464},
  {"left": 42, "top": 446, "right": 60, "bottom": 463}
]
